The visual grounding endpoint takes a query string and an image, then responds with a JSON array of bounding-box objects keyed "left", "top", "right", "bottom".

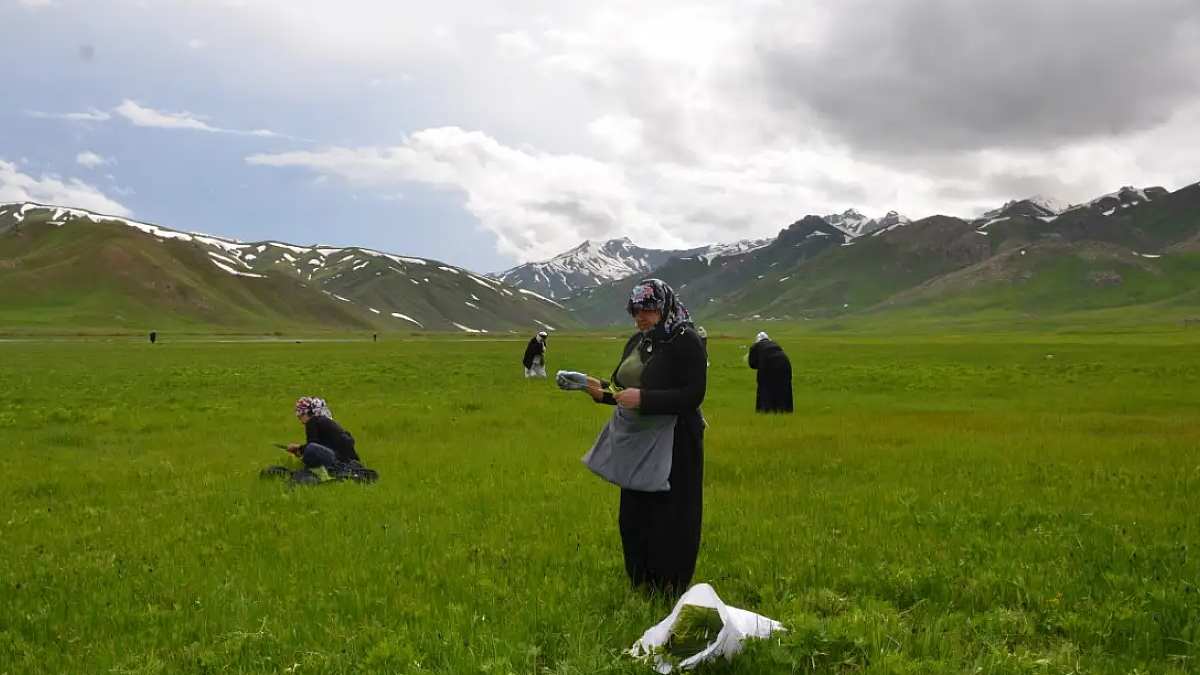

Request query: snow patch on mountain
[
  {"left": 209, "top": 258, "right": 266, "bottom": 278},
  {"left": 695, "top": 237, "right": 774, "bottom": 258},
  {"left": 824, "top": 209, "right": 910, "bottom": 237},
  {"left": 391, "top": 312, "right": 423, "bottom": 327},
  {"left": 518, "top": 288, "right": 565, "bottom": 308},
  {"left": 1026, "top": 195, "right": 1069, "bottom": 214},
  {"left": 468, "top": 274, "right": 499, "bottom": 291},
  {"left": 980, "top": 194, "right": 1068, "bottom": 221},
  {"left": 692, "top": 237, "right": 774, "bottom": 264},
  {"left": 1062, "top": 185, "right": 1169, "bottom": 214}
]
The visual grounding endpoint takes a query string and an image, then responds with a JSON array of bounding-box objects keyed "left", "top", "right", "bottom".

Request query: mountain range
[
  {"left": 2, "top": 179, "right": 1198, "bottom": 333},
  {"left": 562, "top": 182, "right": 1200, "bottom": 325},
  {"left": 493, "top": 212, "right": 911, "bottom": 300}
]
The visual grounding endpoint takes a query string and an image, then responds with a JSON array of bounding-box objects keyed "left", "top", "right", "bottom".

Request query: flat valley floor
[{"left": 2, "top": 332, "right": 1198, "bottom": 674}]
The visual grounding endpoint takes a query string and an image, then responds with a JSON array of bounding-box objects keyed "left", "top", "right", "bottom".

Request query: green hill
[{"left": 0, "top": 203, "right": 575, "bottom": 334}]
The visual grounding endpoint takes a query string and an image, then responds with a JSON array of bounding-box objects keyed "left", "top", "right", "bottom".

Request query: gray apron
[{"left": 582, "top": 406, "right": 676, "bottom": 492}]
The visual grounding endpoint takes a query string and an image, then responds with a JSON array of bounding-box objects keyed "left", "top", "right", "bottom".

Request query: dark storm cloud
[
  {"left": 805, "top": 172, "right": 870, "bottom": 205},
  {"left": 981, "top": 172, "right": 1092, "bottom": 201},
  {"left": 756, "top": 0, "right": 1200, "bottom": 154}
]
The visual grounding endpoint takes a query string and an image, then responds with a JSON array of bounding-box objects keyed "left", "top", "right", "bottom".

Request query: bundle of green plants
[{"left": 664, "top": 604, "right": 724, "bottom": 661}]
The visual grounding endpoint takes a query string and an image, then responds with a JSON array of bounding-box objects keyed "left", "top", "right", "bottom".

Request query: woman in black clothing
[
  {"left": 581, "top": 278, "right": 707, "bottom": 595},
  {"left": 287, "top": 396, "right": 360, "bottom": 469},
  {"left": 522, "top": 331, "right": 548, "bottom": 378},
  {"left": 748, "top": 332, "right": 793, "bottom": 413}
]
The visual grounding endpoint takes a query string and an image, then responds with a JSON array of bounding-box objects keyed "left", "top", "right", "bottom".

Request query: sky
[{"left": 2, "top": 0, "right": 1199, "bottom": 273}]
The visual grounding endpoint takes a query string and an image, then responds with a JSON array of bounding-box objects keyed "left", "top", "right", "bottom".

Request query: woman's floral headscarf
[
  {"left": 627, "top": 278, "right": 693, "bottom": 337},
  {"left": 294, "top": 396, "right": 333, "bottom": 420}
]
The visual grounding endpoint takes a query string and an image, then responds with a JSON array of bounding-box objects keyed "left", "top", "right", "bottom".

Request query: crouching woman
[{"left": 286, "top": 397, "right": 362, "bottom": 479}]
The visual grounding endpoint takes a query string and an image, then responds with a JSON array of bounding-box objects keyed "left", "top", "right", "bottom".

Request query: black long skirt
[
  {"left": 618, "top": 418, "right": 704, "bottom": 595},
  {"left": 756, "top": 359, "right": 793, "bottom": 413}
]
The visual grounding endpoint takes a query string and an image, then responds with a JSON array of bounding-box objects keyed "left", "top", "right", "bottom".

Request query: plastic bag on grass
[{"left": 629, "top": 583, "right": 784, "bottom": 673}]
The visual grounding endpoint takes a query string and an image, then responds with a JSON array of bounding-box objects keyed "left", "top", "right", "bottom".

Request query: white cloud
[
  {"left": 114, "top": 99, "right": 221, "bottom": 131},
  {"left": 113, "top": 100, "right": 286, "bottom": 138},
  {"left": 187, "top": 38, "right": 207, "bottom": 49},
  {"left": 75, "top": 151, "right": 112, "bottom": 168},
  {"left": 495, "top": 31, "right": 539, "bottom": 57},
  {"left": 31, "top": 101, "right": 289, "bottom": 140},
  {"left": 587, "top": 115, "right": 644, "bottom": 156},
  {"left": 0, "top": 159, "right": 132, "bottom": 216},
  {"left": 11, "top": 0, "right": 1200, "bottom": 264},
  {"left": 245, "top": 125, "right": 936, "bottom": 261},
  {"left": 247, "top": 111, "right": 1200, "bottom": 264},
  {"left": 26, "top": 108, "right": 111, "bottom": 122},
  {"left": 18, "top": 0, "right": 55, "bottom": 8},
  {"left": 248, "top": 127, "right": 680, "bottom": 260}
]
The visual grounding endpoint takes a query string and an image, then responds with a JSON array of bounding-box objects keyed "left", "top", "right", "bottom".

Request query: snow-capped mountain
[
  {"left": 0, "top": 202, "right": 571, "bottom": 333},
  {"left": 691, "top": 237, "right": 774, "bottom": 261},
  {"left": 1068, "top": 185, "right": 1170, "bottom": 216},
  {"left": 499, "top": 217, "right": 918, "bottom": 300},
  {"left": 980, "top": 194, "right": 1069, "bottom": 221},
  {"left": 566, "top": 180, "right": 1200, "bottom": 325},
  {"left": 494, "top": 238, "right": 673, "bottom": 299},
  {"left": 980, "top": 187, "right": 1169, "bottom": 222},
  {"left": 495, "top": 236, "right": 772, "bottom": 299},
  {"left": 823, "top": 209, "right": 911, "bottom": 237}
]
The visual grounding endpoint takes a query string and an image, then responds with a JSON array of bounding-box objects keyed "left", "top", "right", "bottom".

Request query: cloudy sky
[{"left": 3, "top": 0, "right": 1198, "bottom": 271}]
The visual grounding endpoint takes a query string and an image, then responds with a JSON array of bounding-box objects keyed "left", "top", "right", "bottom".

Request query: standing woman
[
  {"left": 523, "top": 331, "right": 549, "bottom": 378},
  {"left": 748, "top": 332, "right": 793, "bottom": 413},
  {"left": 581, "top": 279, "right": 707, "bottom": 594}
]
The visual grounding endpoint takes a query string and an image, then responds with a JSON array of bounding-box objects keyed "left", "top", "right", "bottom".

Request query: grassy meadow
[{"left": 1, "top": 330, "right": 1198, "bottom": 674}]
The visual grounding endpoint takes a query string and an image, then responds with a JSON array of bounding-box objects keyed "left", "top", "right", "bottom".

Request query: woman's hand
[
  {"left": 614, "top": 388, "right": 641, "bottom": 409},
  {"left": 287, "top": 443, "right": 302, "bottom": 456},
  {"left": 585, "top": 377, "right": 605, "bottom": 402}
]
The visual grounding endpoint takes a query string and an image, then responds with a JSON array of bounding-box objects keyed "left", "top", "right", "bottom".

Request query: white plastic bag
[
  {"left": 629, "top": 583, "right": 784, "bottom": 673},
  {"left": 555, "top": 370, "right": 590, "bottom": 390}
]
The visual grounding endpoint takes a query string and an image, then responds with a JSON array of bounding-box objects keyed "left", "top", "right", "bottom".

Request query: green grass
[{"left": 1, "top": 333, "right": 1198, "bottom": 674}]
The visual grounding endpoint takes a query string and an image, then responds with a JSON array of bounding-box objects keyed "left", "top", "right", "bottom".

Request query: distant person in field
[
  {"left": 576, "top": 278, "right": 707, "bottom": 594},
  {"left": 523, "top": 331, "right": 549, "bottom": 378},
  {"left": 149, "top": 330, "right": 157, "bottom": 344},
  {"left": 748, "top": 332, "right": 793, "bottom": 413}
]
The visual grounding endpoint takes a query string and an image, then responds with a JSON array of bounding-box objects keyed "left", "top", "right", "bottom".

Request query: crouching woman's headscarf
[
  {"left": 627, "top": 278, "right": 694, "bottom": 339},
  {"left": 294, "top": 396, "right": 333, "bottom": 419}
]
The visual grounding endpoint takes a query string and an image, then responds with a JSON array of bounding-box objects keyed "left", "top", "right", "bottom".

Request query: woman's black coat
[
  {"left": 522, "top": 337, "right": 545, "bottom": 368},
  {"left": 304, "top": 415, "right": 360, "bottom": 463},
  {"left": 598, "top": 324, "right": 706, "bottom": 593},
  {"left": 748, "top": 339, "right": 793, "bottom": 413}
]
